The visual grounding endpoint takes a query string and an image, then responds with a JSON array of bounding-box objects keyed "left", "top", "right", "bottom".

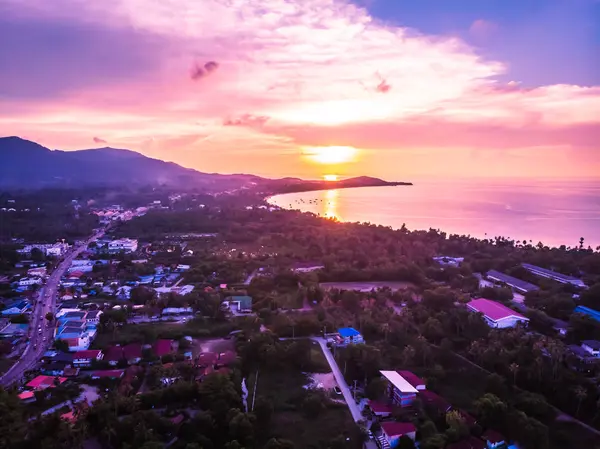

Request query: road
[{"left": 0, "top": 229, "right": 105, "bottom": 387}]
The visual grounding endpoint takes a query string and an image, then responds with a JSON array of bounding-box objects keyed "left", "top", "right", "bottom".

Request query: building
[
  {"left": 154, "top": 339, "right": 175, "bottom": 357},
  {"left": 397, "top": 370, "right": 426, "bottom": 390},
  {"left": 1, "top": 299, "right": 31, "bottom": 316},
  {"left": 574, "top": 306, "right": 600, "bottom": 322},
  {"left": 380, "top": 422, "right": 416, "bottom": 447},
  {"left": 162, "top": 307, "right": 193, "bottom": 315},
  {"left": 227, "top": 296, "right": 253, "bottom": 313},
  {"left": 107, "top": 238, "right": 138, "bottom": 253},
  {"left": 26, "top": 375, "right": 67, "bottom": 390},
  {"left": 291, "top": 262, "right": 325, "bottom": 273},
  {"left": 337, "top": 327, "right": 364, "bottom": 345},
  {"left": 18, "top": 277, "right": 43, "bottom": 287},
  {"left": 368, "top": 401, "right": 393, "bottom": 418},
  {"left": 467, "top": 298, "right": 530, "bottom": 329},
  {"left": 420, "top": 390, "right": 452, "bottom": 414},
  {"left": 73, "top": 349, "right": 103, "bottom": 367},
  {"left": 123, "top": 343, "right": 143, "bottom": 364},
  {"left": 104, "top": 346, "right": 124, "bottom": 366},
  {"left": 486, "top": 270, "right": 539, "bottom": 294},
  {"left": 522, "top": 263, "right": 586, "bottom": 288},
  {"left": 91, "top": 370, "right": 125, "bottom": 379},
  {"left": 433, "top": 256, "right": 464, "bottom": 267},
  {"left": 17, "top": 242, "right": 70, "bottom": 257},
  {"left": 380, "top": 370, "right": 419, "bottom": 407},
  {"left": 0, "top": 322, "right": 29, "bottom": 337},
  {"left": 481, "top": 430, "right": 507, "bottom": 449},
  {"left": 581, "top": 340, "right": 600, "bottom": 357}
]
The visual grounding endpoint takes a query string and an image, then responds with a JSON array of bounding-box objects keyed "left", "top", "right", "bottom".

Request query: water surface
[{"left": 269, "top": 180, "right": 600, "bottom": 249}]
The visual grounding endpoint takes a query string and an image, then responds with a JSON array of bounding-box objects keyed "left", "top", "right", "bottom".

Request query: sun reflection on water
[{"left": 324, "top": 189, "right": 339, "bottom": 220}]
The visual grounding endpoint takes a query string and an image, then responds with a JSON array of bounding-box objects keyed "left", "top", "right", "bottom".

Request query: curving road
[{"left": 1, "top": 229, "right": 105, "bottom": 387}]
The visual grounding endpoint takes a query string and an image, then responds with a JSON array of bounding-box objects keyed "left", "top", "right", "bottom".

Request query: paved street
[{"left": 0, "top": 229, "right": 105, "bottom": 387}]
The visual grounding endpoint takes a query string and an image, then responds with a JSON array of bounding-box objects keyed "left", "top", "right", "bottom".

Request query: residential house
[
  {"left": 85, "top": 310, "right": 102, "bottom": 324},
  {"left": 176, "top": 264, "right": 191, "bottom": 272},
  {"left": 104, "top": 346, "right": 125, "bottom": 366},
  {"left": 337, "top": 327, "right": 364, "bottom": 345},
  {"left": 574, "top": 306, "right": 600, "bottom": 323},
  {"left": 291, "top": 262, "right": 325, "bottom": 273},
  {"left": 227, "top": 295, "right": 253, "bottom": 313},
  {"left": 368, "top": 401, "right": 393, "bottom": 418},
  {"left": 91, "top": 370, "right": 125, "bottom": 379},
  {"left": 27, "top": 267, "right": 47, "bottom": 277},
  {"left": 18, "top": 277, "right": 43, "bottom": 287},
  {"left": 0, "top": 323, "right": 29, "bottom": 337},
  {"left": 18, "top": 391, "right": 36, "bottom": 403},
  {"left": 154, "top": 339, "right": 175, "bottom": 357},
  {"left": 433, "top": 256, "right": 464, "bottom": 267},
  {"left": 380, "top": 422, "right": 416, "bottom": 447},
  {"left": 380, "top": 370, "right": 418, "bottom": 407},
  {"left": 581, "top": 340, "right": 600, "bottom": 357},
  {"left": 397, "top": 370, "right": 426, "bottom": 390},
  {"left": 486, "top": 270, "right": 539, "bottom": 294},
  {"left": 1, "top": 299, "right": 31, "bottom": 316},
  {"left": 73, "top": 349, "right": 103, "bottom": 367},
  {"left": 26, "top": 375, "right": 67, "bottom": 390},
  {"left": 123, "top": 342, "right": 142, "bottom": 364},
  {"left": 162, "top": 307, "right": 193, "bottom": 315},
  {"left": 482, "top": 430, "right": 507, "bottom": 449},
  {"left": 467, "top": 298, "right": 530, "bottom": 329},
  {"left": 108, "top": 238, "right": 138, "bottom": 253},
  {"left": 522, "top": 263, "right": 586, "bottom": 288}
]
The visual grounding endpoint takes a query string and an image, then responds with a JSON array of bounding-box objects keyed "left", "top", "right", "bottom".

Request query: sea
[{"left": 268, "top": 179, "right": 600, "bottom": 249}]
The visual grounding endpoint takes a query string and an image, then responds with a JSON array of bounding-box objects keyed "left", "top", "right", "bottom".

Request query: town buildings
[
  {"left": 467, "top": 298, "right": 530, "bottom": 329},
  {"left": 522, "top": 263, "right": 587, "bottom": 288}
]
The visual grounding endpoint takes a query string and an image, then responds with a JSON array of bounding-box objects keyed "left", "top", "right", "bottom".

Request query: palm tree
[
  {"left": 508, "top": 363, "right": 519, "bottom": 385},
  {"left": 574, "top": 386, "right": 587, "bottom": 417},
  {"left": 579, "top": 237, "right": 585, "bottom": 249}
]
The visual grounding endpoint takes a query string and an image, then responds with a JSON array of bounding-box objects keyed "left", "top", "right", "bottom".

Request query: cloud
[
  {"left": 469, "top": 19, "right": 499, "bottom": 40},
  {"left": 93, "top": 137, "right": 107, "bottom": 144},
  {"left": 1, "top": 0, "right": 599, "bottom": 179}
]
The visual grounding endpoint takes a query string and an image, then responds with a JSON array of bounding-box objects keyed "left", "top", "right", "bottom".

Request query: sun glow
[
  {"left": 304, "top": 146, "right": 358, "bottom": 165},
  {"left": 324, "top": 174, "right": 338, "bottom": 181}
]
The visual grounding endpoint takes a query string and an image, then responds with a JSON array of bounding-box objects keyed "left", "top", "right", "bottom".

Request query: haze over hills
[{"left": 0, "top": 137, "right": 409, "bottom": 192}]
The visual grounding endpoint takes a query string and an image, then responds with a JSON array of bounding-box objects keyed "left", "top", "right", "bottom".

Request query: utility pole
[
  {"left": 251, "top": 369, "right": 259, "bottom": 411},
  {"left": 353, "top": 380, "right": 357, "bottom": 401}
]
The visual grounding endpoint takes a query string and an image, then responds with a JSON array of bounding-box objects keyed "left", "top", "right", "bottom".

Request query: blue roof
[
  {"left": 338, "top": 327, "right": 361, "bottom": 338},
  {"left": 574, "top": 306, "right": 600, "bottom": 322}
]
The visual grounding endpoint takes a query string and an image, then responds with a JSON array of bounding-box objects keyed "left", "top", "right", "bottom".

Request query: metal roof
[
  {"left": 486, "top": 270, "right": 539, "bottom": 292},
  {"left": 380, "top": 370, "right": 418, "bottom": 394}
]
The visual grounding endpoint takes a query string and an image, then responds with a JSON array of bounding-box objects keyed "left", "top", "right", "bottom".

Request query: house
[
  {"left": 123, "top": 342, "right": 142, "bottom": 364},
  {"left": 552, "top": 319, "right": 568, "bottom": 337},
  {"left": 18, "top": 277, "right": 43, "bottom": 287},
  {"left": 581, "top": 340, "right": 600, "bottom": 357},
  {"left": 0, "top": 322, "right": 29, "bottom": 337},
  {"left": 1, "top": 299, "right": 31, "bottom": 316},
  {"left": 482, "top": 430, "right": 507, "bottom": 449},
  {"left": 433, "top": 256, "right": 464, "bottom": 267},
  {"left": 380, "top": 370, "right": 418, "bottom": 407},
  {"left": 447, "top": 437, "right": 487, "bottom": 449},
  {"left": 380, "top": 422, "right": 416, "bottom": 447},
  {"left": 397, "top": 370, "right": 426, "bottom": 390},
  {"left": 574, "top": 306, "right": 600, "bottom": 323},
  {"left": 176, "top": 264, "right": 191, "bottom": 272},
  {"left": 467, "top": 298, "right": 530, "bottom": 329},
  {"left": 522, "top": 263, "right": 586, "bottom": 288},
  {"left": 486, "top": 270, "right": 539, "bottom": 294},
  {"left": 197, "top": 352, "right": 218, "bottom": 367},
  {"left": 104, "top": 346, "right": 124, "bottom": 366},
  {"left": 291, "top": 262, "right": 325, "bottom": 273},
  {"left": 368, "top": 400, "right": 393, "bottom": 417},
  {"left": 154, "top": 339, "right": 175, "bottom": 357},
  {"left": 26, "top": 375, "right": 67, "bottom": 390},
  {"left": 337, "top": 327, "right": 364, "bottom": 345},
  {"left": 162, "top": 307, "right": 193, "bottom": 315},
  {"left": 108, "top": 238, "right": 138, "bottom": 253},
  {"left": 85, "top": 310, "right": 102, "bottom": 324},
  {"left": 41, "top": 362, "right": 68, "bottom": 376},
  {"left": 227, "top": 295, "right": 253, "bottom": 313},
  {"left": 18, "top": 391, "right": 36, "bottom": 403},
  {"left": 73, "top": 349, "right": 103, "bottom": 367},
  {"left": 91, "top": 370, "right": 125, "bottom": 379},
  {"left": 216, "top": 351, "right": 237, "bottom": 367}
]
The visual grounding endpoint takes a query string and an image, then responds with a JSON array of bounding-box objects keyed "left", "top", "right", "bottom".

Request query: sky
[{"left": 1, "top": 0, "right": 599, "bottom": 180}]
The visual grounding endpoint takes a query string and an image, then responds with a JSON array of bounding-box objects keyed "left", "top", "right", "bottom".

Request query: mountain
[
  {"left": 0, "top": 137, "right": 261, "bottom": 190},
  {"left": 259, "top": 175, "right": 412, "bottom": 194}
]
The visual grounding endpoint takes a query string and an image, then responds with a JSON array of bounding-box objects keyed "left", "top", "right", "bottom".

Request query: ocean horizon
[{"left": 268, "top": 178, "right": 600, "bottom": 250}]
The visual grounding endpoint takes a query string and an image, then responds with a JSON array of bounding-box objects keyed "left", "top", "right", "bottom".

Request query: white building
[
  {"left": 467, "top": 298, "right": 530, "bottom": 329},
  {"left": 581, "top": 340, "right": 600, "bottom": 357},
  {"left": 522, "top": 263, "right": 587, "bottom": 288},
  {"left": 18, "top": 277, "right": 43, "bottom": 287},
  {"left": 108, "top": 238, "right": 138, "bottom": 253},
  {"left": 17, "top": 242, "right": 70, "bottom": 257}
]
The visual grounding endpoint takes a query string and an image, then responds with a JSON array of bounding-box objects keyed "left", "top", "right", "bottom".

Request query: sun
[
  {"left": 323, "top": 174, "right": 338, "bottom": 181},
  {"left": 304, "top": 146, "right": 358, "bottom": 165}
]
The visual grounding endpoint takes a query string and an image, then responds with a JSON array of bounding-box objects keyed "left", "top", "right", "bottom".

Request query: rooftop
[
  {"left": 522, "top": 263, "right": 583, "bottom": 283},
  {"left": 381, "top": 421, "right": 416, "bottom": 437},
  {"left": 74, "top": 349, "right": 102, "bottom": 359},
  {"left": 338, "top": 327, "right": 361, "bottom": 338},
  {"left": 154, "top": 339, "right": 173, "bottom": 356},
  {"left": 26, "top": 375, "right": 67, "bottom": 390},
  {"left": 368, "top": 401, "right": 393, "bottom": 414},
  {"left": 92, "top": 370, "right": 124, "bottom": 378},
  {"left": 397, "top": 370, "right": 426, "bottom": 389},
  {"left": 380, "top": 370, "right": 418, "bottom": 394},
  {"left": 574, "top": 306, "right": 600, "bottom": 322},
  {"left": 582, "top": 340, "right": 600, "bottom": 350},
  {"left": 104, "top": 346, "right": 124, "bottom": 362},
  {"left": 467, "top": 298, "right": 528, "bottom": 322},
  {"left": 486, "top": 270, "right": 539, "bottom": 292}
]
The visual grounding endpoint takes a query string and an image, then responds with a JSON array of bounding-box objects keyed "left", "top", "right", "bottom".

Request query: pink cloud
[{"left": 1, "top": 0, "right": 599, "bottom": 179}]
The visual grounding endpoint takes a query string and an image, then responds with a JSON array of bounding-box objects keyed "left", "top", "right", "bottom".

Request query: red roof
[
  {"left": 104, "top": 346, "right": 124, "bottom": 362},
  {"left": 482, "top": 430, "right": 505, "bottom": 444},
  {"left": 92, "top": 369, "right": 124, "bottom": 378},
  {"left": 447, "top": 436, "right": 486, "bottom": 449},
  {"left": 26, "top": 375, "right": 67, "bottom": 390},
  {"left": 381, "top": 422, "right": 416, "bottom": 437},
  {"left": 216, "top": 351, "right": 236, "bottom": 366},
  {"left": 420, "top": 390, "right": 451, "bottom": 412},
  {"left": 369, "top": 401, "right": 393, "bottom": 414},
  {"left": 18, "top": 391, "right": 35, "bottom": 400},
  {"left": 197, "top": 352, "right": 217, "bottom": 366},
  {"left": 397, "top": 370, "right": 426, "bottom": 389},
  {"left": 468, "top": 298, "right": 527, "bottom": 322},
  {"left": 74, "top": 349, "right": 102, "bottom": 360},
  {"left": 153, "top": 339, "right": 173, "bottom": 356},
  {"left": 123, "top": 342, "right": 142, "bottom": 359}
]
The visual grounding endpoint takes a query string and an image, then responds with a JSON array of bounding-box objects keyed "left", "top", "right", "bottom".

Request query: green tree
[
  {"left": 474, "top": 393, "right": 508, "bottom": 428},
  {"left": 397, "top": 435, "right": 417, "bottom": 449}
]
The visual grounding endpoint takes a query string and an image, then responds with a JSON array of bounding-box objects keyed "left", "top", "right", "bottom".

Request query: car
[{"left": 333, "top": 386, "right": 342, "bottom": 395}]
